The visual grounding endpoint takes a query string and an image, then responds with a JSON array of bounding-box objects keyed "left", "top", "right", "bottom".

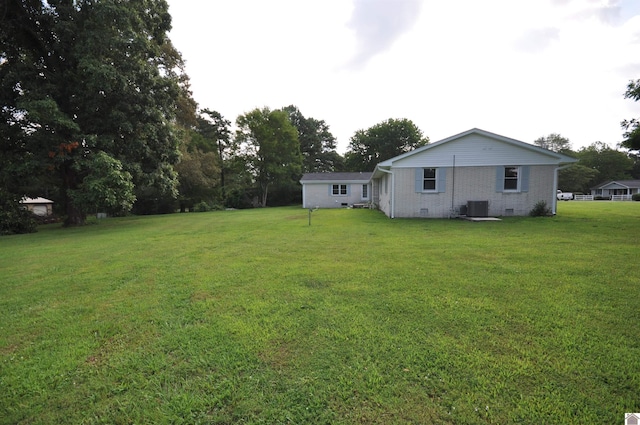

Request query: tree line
[
  {"left": 175, "top": 108, "right": 428, "bottom": 213},
  {"left": 534, "top": 134, "right": 640, "bottom": 194},
  {"left": 0, "top": 0, "right": 429, "bottom": 234},
  {"left": 1, "top": 1, "right": 638, "bottom": 234}
]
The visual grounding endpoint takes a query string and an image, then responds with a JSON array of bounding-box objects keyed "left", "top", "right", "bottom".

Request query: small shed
[{"left": 20, "top": 197, "right": 54, "bottom": 216}]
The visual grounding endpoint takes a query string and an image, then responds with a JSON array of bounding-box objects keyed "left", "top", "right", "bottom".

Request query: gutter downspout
[
  {"left": 378, "top": 168, "right": 395, "bottom": 218},
  {"left": 553, "top": 164, "right": 573, "bottom": 215}
]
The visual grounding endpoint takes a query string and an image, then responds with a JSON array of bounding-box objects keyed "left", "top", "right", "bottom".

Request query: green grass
[{"left": 1, "top": 202, "right": 639, "bottom": 424}]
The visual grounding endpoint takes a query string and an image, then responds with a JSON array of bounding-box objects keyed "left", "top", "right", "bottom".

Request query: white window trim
[
  {"left": 503, "top": 166, "right": 520, "bottom": 192},
  {"left": 421, "top": 168, "right": 438, "bottom": 193},
  {"left": 331, "top": 184, "right": 348, "bottom": 196}
]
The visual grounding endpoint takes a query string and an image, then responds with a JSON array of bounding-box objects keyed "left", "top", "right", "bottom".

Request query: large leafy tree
[
  {"left": 174, "top": 135, "right": 220, "bottom": 212},
  {"left": 532, "top": 133, "right": 587, "bottom": 192},
  {"left": 174, "top": 109, "right": 232, "bottom": 211},
  {"left": 197, "top": 109, "right": 232, "bottom": 203},
  {"left": 282, "top": 105, "right": 344, "bottom": 172},
  {"left": 558, "top": 164, "right": 598, "bottom": 193},
  {"left": 621, "top": 79, "right": 640, "bottom": 151},
  {"left": 1, "top": 0, "right": 190, "bottom": 226},
  {"left": 235, "top": 107, "right": 302, "bottom": 207},
  {"left": 574, "top": 142, "right": 634, "bottom": 191},
  {"left": 533, "top": 133, "right": 572, "bottom": 153},
  {"left": 344, "top": 118, "right": 429, "bottom": 171}
]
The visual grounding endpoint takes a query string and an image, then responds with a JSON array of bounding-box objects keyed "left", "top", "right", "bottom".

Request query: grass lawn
[{"left": 1, "top": 202, "right": 639, "bottom": 424}]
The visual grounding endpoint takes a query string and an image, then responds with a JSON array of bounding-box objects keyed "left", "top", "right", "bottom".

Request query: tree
[
  {"left": 629, "top": 151, "right": 640, "bottom": 179},
  {"left": 197, "top": 109, "right": 232, "bottom": 203},
  {"left": 574, "top": 142, "right": 634, "bottom": 190},
  {"left": 0, "top": 189, "right": 37, "bottom": 235},
  {"left": 532, "top": 133, "right": 589, "bottom": 192},
  {"left": 533, "top": 133, "right": 572, "bottom": 153},
  {"left": 344, "top": 118, "right": 428, "bottom": 171},
  {"left": 235, "top": 108, "right": 302, "bottom": 207},
  {"left": 174, "top": 140, "right": 220, "bottom": 212},
  {"left": 558, "top": 165, "right": 598, "bottom": 193},
  {"left": 621, "top": 79, "right": 640, "bottom": 151},
  {"left": 282, "top": 105, "right": 344, "bottom": 172},
  {"left": 68, "top": 151, "right": 136, "bottom": 215},
  {"left": 0, "top": 0, "right": 191, "bottom": 226}
]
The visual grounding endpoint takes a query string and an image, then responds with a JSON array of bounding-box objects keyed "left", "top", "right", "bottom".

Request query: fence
[{"left": 573, "top": 194, "right": 633, "bottom": 201}]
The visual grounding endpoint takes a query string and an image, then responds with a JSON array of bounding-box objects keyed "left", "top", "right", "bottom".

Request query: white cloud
[
  {"left": 346, "top": 0, "right": 424, "bottom": 70},
  {"left": 168, "top": 0, "right": 640, "bottom": 153},
  {"left": 515, "top": 27, "right": 561, "bottom": 53}
]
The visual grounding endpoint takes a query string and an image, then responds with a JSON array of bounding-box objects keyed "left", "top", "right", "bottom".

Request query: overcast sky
[{"left": 167, "top": 0, "right": 640, "bottom": 153}]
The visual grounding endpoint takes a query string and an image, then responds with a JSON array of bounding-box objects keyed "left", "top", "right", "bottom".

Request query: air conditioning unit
[{"left": 467, "top": 201, "right": 489, "bottom": 217}]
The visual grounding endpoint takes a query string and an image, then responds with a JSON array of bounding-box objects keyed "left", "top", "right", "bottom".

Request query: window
[
  {"left": 504, "top": 166, "right": 519, "bottom": 191},
  {"left": 332, "top": 184, "right": 347, "bottom": 196},
  {"left": 423, "top": 168, "right": 436, "bottom": 191},
  {"left": 496, "top": 166, "right": 529, "bottom": 193},
  {"left": 362, "top": 184, "right": 368, "bottom": 199},
  {"left": 415, "top": 168, "right": 446, "bottom": 193}
]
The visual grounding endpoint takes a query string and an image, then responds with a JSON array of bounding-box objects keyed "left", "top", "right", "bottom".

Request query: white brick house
[{"left": 371, "top": 129, "right": 577, "bottom": 218}]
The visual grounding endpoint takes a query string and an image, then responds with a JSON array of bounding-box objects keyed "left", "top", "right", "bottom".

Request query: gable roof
[
  {"left": 591, "top": 179, "right": 640, "bottom": 190},
  {"left": 373, "top": 128, "right": 577, "bottom": 177},
  {"left": 300, "top": 172, "right": 372, "bottom": 183}
]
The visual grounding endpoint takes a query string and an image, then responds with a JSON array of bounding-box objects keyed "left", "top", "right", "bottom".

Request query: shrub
[
  {"left": 633, "top": 193, "right": 640, "bottom": 201},
  {"left": 193, "top": 201, "right": 211, "bottom": 212},
  {"left": 529, "top": 200, "right": 552, "bottom": 217},
  {"left": 0, "top": 192, "right": 37, "bottom": 235}
]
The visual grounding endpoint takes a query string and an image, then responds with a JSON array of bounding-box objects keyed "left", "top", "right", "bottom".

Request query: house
[
  {"left": 300, "top": 172, "right": 372, "bottom": 209},
  {"left": 371, "top": 128, "right": 577, "bottom": 218},
  {"left": 590, "top": 180, "right": 640, "bottom": 200},
  {"left": 300, "top": 129, "right": 578, "bottom": 218},
  {"left": 20, "top": 197, "right": 54, "bottom": 217}
]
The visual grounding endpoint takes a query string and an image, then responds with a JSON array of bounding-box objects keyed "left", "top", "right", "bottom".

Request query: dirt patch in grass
[
  {"left": 0, "top": 343, "right": 20, "bottom": 355},
  {"left": 190, "top": 290, "right": 213, "bottom": 302},
  {"left": 258, "top": 340, "right": 294, "bottom": 370}
]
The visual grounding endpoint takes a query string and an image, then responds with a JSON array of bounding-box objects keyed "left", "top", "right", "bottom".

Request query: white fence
[
  {"left": 573, "top": 194, "right": 634, "bottom": 201},
  {"left": 574, "top": 195, "right": 593, "bottom": 201}
]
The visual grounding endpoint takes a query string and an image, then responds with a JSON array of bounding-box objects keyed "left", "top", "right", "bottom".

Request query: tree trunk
[
  {"left": 220, "top": 168, "right": 226, "bottom": 204},
  {"left": 218, "top": 141, "right": 226, "bottom": 204},
  {"left": 261, "top": 182, "right": 269, "bottom": 207},
  {"left": 62, "top": 164, "right": 86, "bottom": 226},
  {"left": 64, "top": 200, "right": 86, "bottom": 226}
]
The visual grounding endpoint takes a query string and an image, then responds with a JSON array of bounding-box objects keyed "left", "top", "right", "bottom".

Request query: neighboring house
[
  {"left": 20, "top": 197, "right": 54, "bottom": 216},
  {"left": 300, "top": 172, "right": 372, "bottom": 209},
  {"left": 590, "top": 180, "right": 640, "bottom": 199},
  {"left": 371, "top": 128, "right": 577, "bottom": 218}
]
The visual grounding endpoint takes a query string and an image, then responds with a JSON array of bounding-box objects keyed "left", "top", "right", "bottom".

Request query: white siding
[
  {"left": 373, "top": 174, "right": 392, "bottom": 217},
  {"left": 391, "top": 134, "right": 564, "bottom": 168}
]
